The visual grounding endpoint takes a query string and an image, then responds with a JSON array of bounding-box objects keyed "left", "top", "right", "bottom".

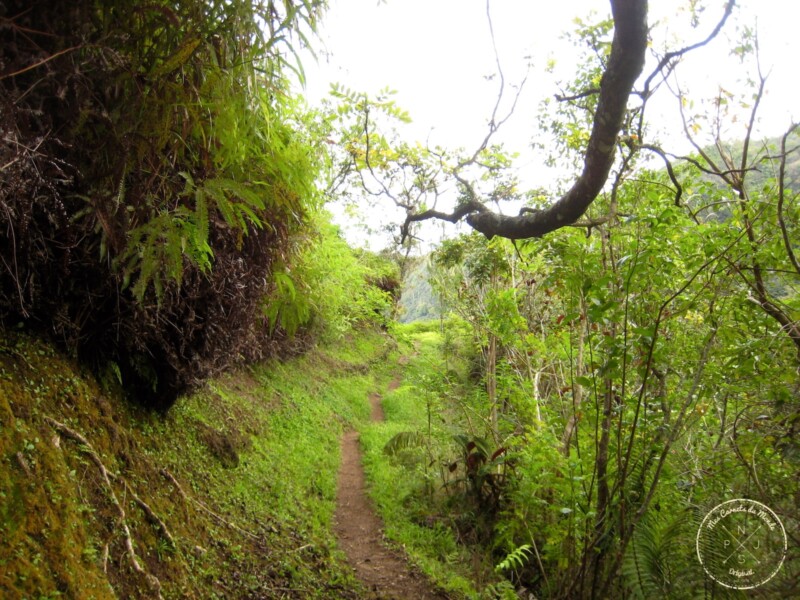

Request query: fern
[
  {"left": 121, "top": 208, "right": 213, "bottom": 303},
  {"left": 201, "top": 177, "right": 265, "bottom": 231},
  {"left": 621, "top": 509, "right": 692, "bottom": 598},
  {"left": 194, "top": 187, "right": 209, "bottom": 250},
  {"left": 115, "top": 166, "right": 127, "bottom": 213},
  {"left": 495, "top": 544, "right": 532, "bottom": 573},
  {"left": 263, "top": 269, "right": 311, "bottom": 336},
  {"left": 480, "top": 580, "right": 518, "bottom": 600},
  {"left": 383, "top": 431, "right": 427, "bottom": 456}
]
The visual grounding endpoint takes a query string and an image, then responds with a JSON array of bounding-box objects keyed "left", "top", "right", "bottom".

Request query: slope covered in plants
[{"left": 0, "top": 323, "right": 401, "bottom": 599}]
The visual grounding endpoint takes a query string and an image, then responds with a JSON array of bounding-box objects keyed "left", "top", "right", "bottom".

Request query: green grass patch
[{"left": 359, "top": 325, "right": 490, "bottom": 599}]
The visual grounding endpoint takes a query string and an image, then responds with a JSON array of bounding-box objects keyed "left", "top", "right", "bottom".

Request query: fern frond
[
  {"left": 383, "top": 431, "right": 426, "bottom": 456},
  {"left": 115, "top": 167, "right": 127, "bottom": 212},
  {"left": 495, "top": 544, "right": 532, "bottom": 572},
  {"left": 622, "top": 508, "right": 694, "bottom": 598}
]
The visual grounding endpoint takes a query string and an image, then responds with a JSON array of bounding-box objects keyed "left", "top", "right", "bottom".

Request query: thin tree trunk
[
  {"left": 562, "top": 319, "right": 586, "bottom": 454},
  {"left": 590, "top": 379, "right": 614, "bottom": 598},
  {"left": 487, "top": 332, "right": 498, "bottom": 442}
]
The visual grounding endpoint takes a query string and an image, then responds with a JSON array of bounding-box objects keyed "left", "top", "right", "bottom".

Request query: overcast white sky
[{"left": 298, "top": 0, "right": 800, "bottom": 249}]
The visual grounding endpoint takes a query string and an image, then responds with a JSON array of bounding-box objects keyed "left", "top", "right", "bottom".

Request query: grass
[
  {"left": 359, "top": 321, "right": 496, "bottom": 599},
  {"left": 0, "top": 324, "right": 398, "bottom": 599}
]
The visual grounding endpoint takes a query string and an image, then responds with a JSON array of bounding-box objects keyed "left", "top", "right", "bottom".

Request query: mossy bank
[{"left": 0, "top": 325, "right": 399, "bottom": 599}]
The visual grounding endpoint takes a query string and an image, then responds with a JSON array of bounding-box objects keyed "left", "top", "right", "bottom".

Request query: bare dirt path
[{"left": 334, "top": 379, "right": 448, "bottom": 599}]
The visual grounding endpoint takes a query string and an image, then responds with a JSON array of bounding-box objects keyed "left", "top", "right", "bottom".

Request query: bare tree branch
[
  {"left": 777, "top": 123, "right": 800, "bottom": 275},
  {"left": 361, "top": 105, "right": 401, "bottom": 203},
  {"left": 555, "top": 88, "right": 601, "bottom": 103},
  {"left": 634, "top": 0, "right": 736, "bottom": 143},
  {"left": 638, "top": 143, "right": 683, "bottom": 205},
  {"left": 459, "top": 0, "right": 529, "bottom": 169},
  {"left": 639, "top": 0, "right": 736, "bottom": 103},
  {"left": 398, "top": 0, "right": 529, "bottom": 242}
]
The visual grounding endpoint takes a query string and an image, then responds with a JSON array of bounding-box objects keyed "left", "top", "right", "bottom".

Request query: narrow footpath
[{"left": 334, "top": 379, "right": 447, "bottom": 599}]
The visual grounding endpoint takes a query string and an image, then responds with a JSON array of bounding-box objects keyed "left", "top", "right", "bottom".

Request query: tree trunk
[
  {"left": 562, "top": 316, "right": 586, "bottom": 455},
  {"left": 487, "top": 332, "right": 498, "bottom": 443}
]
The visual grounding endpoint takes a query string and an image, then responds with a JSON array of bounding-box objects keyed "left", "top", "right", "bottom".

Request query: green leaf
[{"left": 151, "top": 37, "right": 201, "bottom": 77}]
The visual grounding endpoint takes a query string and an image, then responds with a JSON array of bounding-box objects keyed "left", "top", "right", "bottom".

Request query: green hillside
[{"left": 397, "top": 257, "right": 442, "bottom": 324}]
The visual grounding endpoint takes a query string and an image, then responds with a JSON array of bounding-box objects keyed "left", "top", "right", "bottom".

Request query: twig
[
  {"left": 0, "top": 45, "right": 84, "bottom": 81},
  {"left": 458, "top": 0, "right": 528, "bottom": 169},
  {"left": 637, "top": 0, "right": 736, "bottom": 135},
  {"left": 638, "top": 144, "right": 683, "bottom": 205},
  {"left": 555, "top": 88, "right": 600, "bottom": 103},
  {"left": 160, "top": 468, "right": 260, "bottom": 540}
]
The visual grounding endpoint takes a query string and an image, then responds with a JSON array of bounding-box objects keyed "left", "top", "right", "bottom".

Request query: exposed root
[
  {"left": 160, "top": 468, "right": 260, "bottom": 540},
  {"left": 122, "top": 480, "right": 177, "bottom": 550},
  {"left": 15, "top": 451, "right": 32, "bottom": 477},
  {"left": 101, "top": 543, "right": 109, "bottom": 574},
  {"left": 44, "top": 416, "right": 165, "bottom": 599}
]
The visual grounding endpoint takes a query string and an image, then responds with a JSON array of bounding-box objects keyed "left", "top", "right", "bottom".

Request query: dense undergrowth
[
  {"left": 0, "top": 0, "right": 331, "bottom": 409},
  {"left": 0, "top": 324, "right": 399, "bottom": 599},
  {"left": 366, "top": 314, "right": 799, "bottom": 599}
]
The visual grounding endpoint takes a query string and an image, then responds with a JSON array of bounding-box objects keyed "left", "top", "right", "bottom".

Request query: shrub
[
  {"left": 265, "top": 215, "right": 400, "bottom": 339},
  {"left": 0, "top": 0, "right": 324, "bottom": 408}
]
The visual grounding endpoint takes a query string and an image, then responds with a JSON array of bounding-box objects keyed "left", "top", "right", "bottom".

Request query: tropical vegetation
[{"left": 1, "top": 0, "right": 797, "bottom": 598}]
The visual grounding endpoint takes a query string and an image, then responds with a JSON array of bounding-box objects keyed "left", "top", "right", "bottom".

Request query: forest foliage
[
  {"left": 0, "top": 0, "right": 398, "bottom": 409},
  {"left": 1, "top": 0, "right": 798, "bottom": 598},
  {"left": 317, "top": 3, "right": 799, "bottom": 597}
]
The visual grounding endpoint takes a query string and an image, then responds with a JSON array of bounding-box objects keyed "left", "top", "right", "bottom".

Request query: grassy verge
[
  {"left": 359, "top": 321, "right": 495, "bottom": 599},
  {"left": 0, "top": 325, "right": 397, "bottom": 599}
]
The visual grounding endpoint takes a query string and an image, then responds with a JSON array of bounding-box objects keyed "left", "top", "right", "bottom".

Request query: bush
[
  {"left": 265, "top": 215, "right": 400, "bottom": 339},
  {"left": 0, "top": 0, "right": 324, "bottom": 409}
]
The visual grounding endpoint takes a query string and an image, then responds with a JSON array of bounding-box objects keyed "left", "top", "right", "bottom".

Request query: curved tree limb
[
  {"left": 777, "top": 123, "right": 800, "bottom": 276},
  {"left": 403, "top": 0, "right": 649, "bottom": 241},
  {"left": 638, "top": 143, "right": 683, "bottom": 205}
]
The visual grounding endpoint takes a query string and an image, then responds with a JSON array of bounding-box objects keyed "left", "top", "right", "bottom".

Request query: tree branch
[
  {"left": 555, "top": 88, "right": 601, "bottom": 103},
  {"left": 639, "top": 0, "right": 736, "bottom": 103},
  {"left": 638, "top": 143, "right": 682, "bottom": 205},
  {"left": 777, "top": 123, "right": 800, "bottom": 276},
  {"left": 405, "top": 0, "right": 649, "bottom": 240}
]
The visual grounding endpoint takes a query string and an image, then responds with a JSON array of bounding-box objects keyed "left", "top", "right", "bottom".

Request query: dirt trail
[{"left": 334, "top": 379, "right": 447, "bottom": 599}]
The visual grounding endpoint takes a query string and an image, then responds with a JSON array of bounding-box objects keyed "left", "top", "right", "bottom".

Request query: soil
[{"left": 334, "top": 379, "right": 449, "bottom": 599}]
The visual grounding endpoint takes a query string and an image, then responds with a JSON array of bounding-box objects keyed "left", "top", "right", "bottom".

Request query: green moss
[
  {"left": 0, "top": 336, "right": 113, "bottom": 598},
  {"left": 0, "top": 326, "right": 397, "bottom": 599}
]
